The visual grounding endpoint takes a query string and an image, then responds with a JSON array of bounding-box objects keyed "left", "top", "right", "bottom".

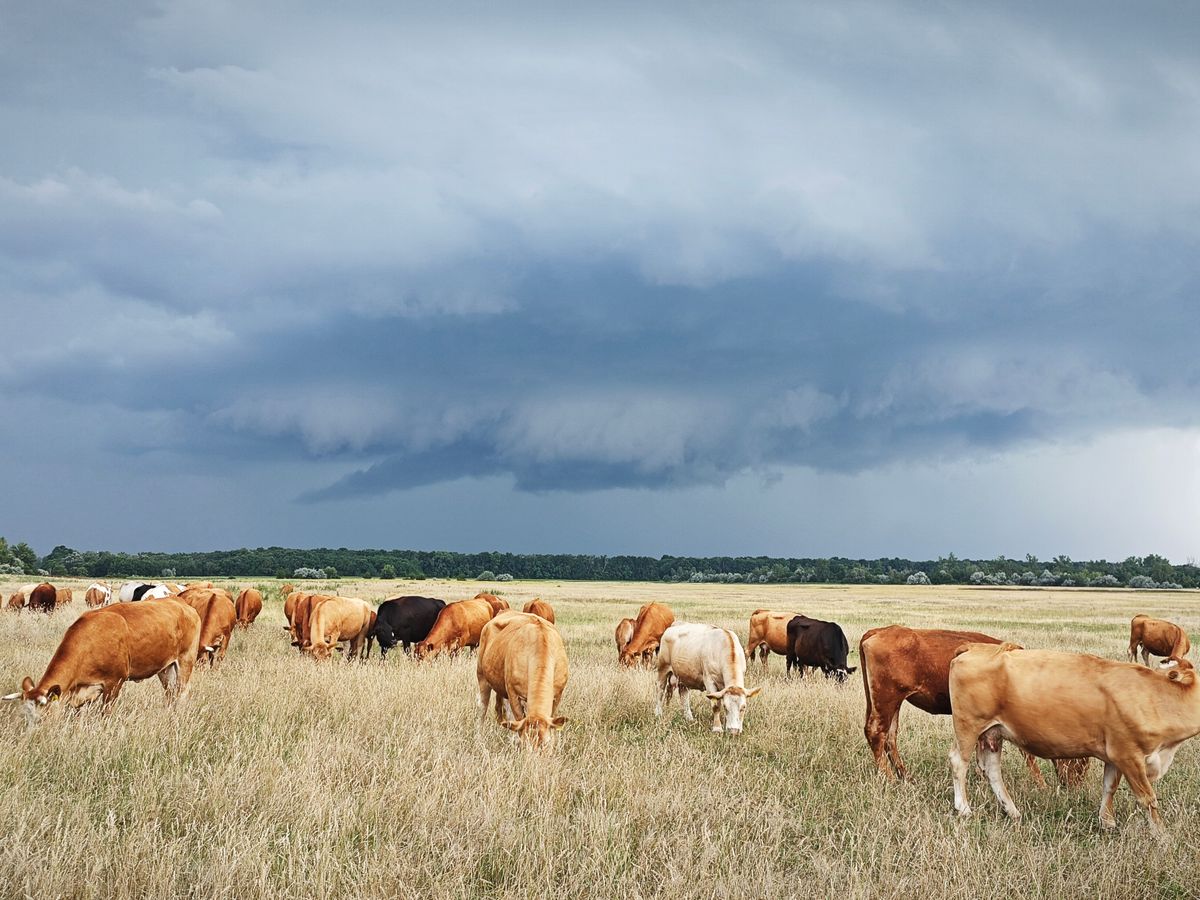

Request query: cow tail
[{"left": 859, "top": 633, "right": 874, "bottom": 717}]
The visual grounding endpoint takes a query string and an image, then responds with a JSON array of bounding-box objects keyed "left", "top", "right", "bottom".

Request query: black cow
[
  {"left": 786, "top": 615, "right": 856, "bottom": 682},
  {"left": 367, "top": 596, "right": 446, "bottom": 659}
]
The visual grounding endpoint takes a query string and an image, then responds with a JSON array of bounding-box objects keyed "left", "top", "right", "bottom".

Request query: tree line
[{"left": 0, "top": 539, "right": 1194, "bottom": 590}]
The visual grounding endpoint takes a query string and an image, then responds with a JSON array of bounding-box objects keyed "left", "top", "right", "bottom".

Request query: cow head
[
  {"left": 2, "top": 677, "right": 61, "bottom": 727},
  {"left": 309, "top": 640, "right": 334, "bottom": 661},
  {"left": 372, "top": 623, "right": 397, "bottom": 657},
  {"left": 502, "top": 715, "right": 567, "bottom": 750},
  {"left": 830, "top": 666, "right": 857, "bottom": 684},
  {"left": 413, "top": 641, "right": 433, "bottom": 661},
  {"left": 705, "top": 685, "right": 763, "bottom": 734}
]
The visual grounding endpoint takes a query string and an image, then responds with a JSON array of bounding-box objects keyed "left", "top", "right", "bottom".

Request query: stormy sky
[{"left": 2, "top": 1, "right": 1198, "bottom": 561}]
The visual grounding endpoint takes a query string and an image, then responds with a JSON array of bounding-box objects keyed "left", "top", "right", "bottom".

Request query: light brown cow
[
  {"left": 522, "top": 597, "right": 556, "bottom": 623},
  {"left": 1128, "top": 614, "right": 1191, "bottom": 666},
  {"left": 619, "top": 603, "right": 675, "bottom": 667},
  {"left": 187, "top": 581, "right": 214, "bottom": 590},
  {"left": 235, "top": 588, "right": 263, "bottom": 627},
  {"left": 746, "top": 609, "right": 803, "bottom": 669},
  {"left": 309, "top": 597, "right": 377, "bottom": 661},
  {"left": 948, "top": 643, "right": 1200, "bottom": 831},
  {"left": 860, "top": 625, "right": 1088, "bottom": 787},
  {"left": 181, "top": 591, "right": 237, "bottom": 666},
  {"left": 476, "top": 592, "right": 510, "bottom": 615},
  {"left": 287, "top": 593, "right": 334, "bottom": 650},
  {"left": 2, "top": 599, "right": 202, "bottom": 725},
  {"left": 280, "top": 582, "right": 295, "bottom": 598},
  {"left": 6, "top": 591, "right": 26, "bottom": 612},
  {"left": 477, "top": 611, "right": 569, "bottom": 749},
  {"left": 84, "top": 583, "right": 111, "bottom": 608},
  {"left": 614, "top": 618, "right": 635, "bottom": 661},
  {"left": 54, "top": 587, "right": 73, "bottom": 608},
  {"left": 414, "top": 598, "right": 495, "bottom": 660}
]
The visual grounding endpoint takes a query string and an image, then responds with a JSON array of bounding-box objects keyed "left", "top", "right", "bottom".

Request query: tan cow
[
  {"left": 746, "top": 609, "right": 802, "bottom": 669},
  {"left": 614, "top": 618, "right": 635, "bottom": 662},
  {"left": 286, "top": 593, "right": 333, "bottom": 650},
  {"left": 619, "top": 602, "right": 675, "bottom": 667},
  {"left": 6, "top": 591, "right": 26, "bottom": 611},
  {"left": 181, "top": 591, "right": 237, "bottom": 666},
  {"left": 476, "top": 592, "right": 510, "bottom": 615},
  {"left": 309, "top": 597, "right": 376, "bottom": 661},
  {"left": 948, "top": 643, "right": 1200, "bottom": 831},
  {"left": 655, "top": 622, "right": 762, "bottom": 733},
  {"left": 235, "top": 588, "right": 263, "bottom": 627},
  {"left": 522, "top": 597, "right": 555, "bottom": 623},
  {"left": 414, "top": 598, "right": 495, "bottom": 660},
  {"left": 280, "top": 582, "right": 295, "bottom": 598},
  {"left": 477, "top": 611, "right": 569, "bottom": 749},
  {"left": 1129, "top": 614, "right": 1191, "bottom": 666},
  {"left": 860, "top": 625, "right": 1087, "bottom": 787},
  {"left": 2, "top": 599, "right": 201, "bottom": 725},
  {"left": 84, "top": 583, "right": 111, "bottom": 608},
  {"left": 54, "top": 587, "right": 73, "bottom": 608}
]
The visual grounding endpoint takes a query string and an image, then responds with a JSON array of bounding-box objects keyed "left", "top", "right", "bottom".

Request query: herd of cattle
[{"left": 3, "top": 580, "right": 1198, "bottom": 832}]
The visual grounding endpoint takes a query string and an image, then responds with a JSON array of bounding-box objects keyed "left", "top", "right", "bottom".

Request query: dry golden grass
[{"left": 1, "top": 578, "right": 1198, "bottom": 899}]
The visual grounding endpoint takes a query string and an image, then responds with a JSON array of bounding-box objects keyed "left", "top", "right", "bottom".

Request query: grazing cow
[
  {"left": 786, "top": 616, "right": 855, "bottom": 681},
  {"left": 1129, "top": 614, "right": 1191, "bottom": 666},
  {"left": 54, "top": 587, "right": 73, "bottom": 609},
  {"left": 6, "top": 591, "right": 24, "bottom": 612},
  {"left": 477, "top": 611, "right": 569, "bottom": 749},
  {"left": 29, "top": 583, "right": 57, "bottom": 613},
  {"left": 948, "top": 643, "right": 1200, "bottom": 831},
  {"left": 655, "top": 623, "right": 762, "bottom": 733},
  {"left": 280, "top": 582, "right": 295, "bottom": 598},
  {"left": 476, "top": 593, "right": 510, "bottom": 615},
  {"left": 187, "top": 581, "right": 214, "bottom": 590},
  {"left": 284, "top": 590, "right": 305, "bottom": 626},
  {"left": 117, "top": 582, "right": 172, "bottom": 602},
  {"left": 309, "top": 597, "right": 376, "bottom": 661},
  {"left": 414, "top": 598, "right": 495, "bottom": 660},
  {"left": 522, "top": 598, "right": 556, "bottom": 624},
  {"left": 287, "top": 593, "right": 333, "bottom": 650},
  {"left": 859, "top": 625, "right": 1088, "bottom": 786},
  {"left": 620, "top": 603, "right": 675, "bottom": 667},
  {"left": 181, "top": 591, "right": 237, "bottom": 666},
  {"left": 84, "top": 583, "right": 111, "bottom": 608},
  {"left": 614, "top": 618, "right": 635, "bottom": 662},
  {"left": 1, "top": 600, "right": 202, "bottom": 725},
  {"left": 746, "top": 609, "right": 803, "bottom": 670},
  {"left": 367, "top": 596, "right": 446, "bottom": 659},
  {"left": 235, "top": 588, "right": 263, "bottom": 627}
]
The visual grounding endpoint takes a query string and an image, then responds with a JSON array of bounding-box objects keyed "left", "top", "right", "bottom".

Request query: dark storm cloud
[{"left": 1, "top": 1, "right": 1199, "bottom": 552}]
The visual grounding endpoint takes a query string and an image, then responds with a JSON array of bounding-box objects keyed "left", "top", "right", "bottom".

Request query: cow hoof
[
  {"left": 1099, "top": 816, "right": 1117, "bottom": 830},
  {"left": 711, "top": 726, "right": 723, "bottom": 733}
]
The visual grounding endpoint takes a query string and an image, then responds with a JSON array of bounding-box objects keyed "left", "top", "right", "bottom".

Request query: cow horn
[
  {"left": 1, "top": 693, "right": 20, "bottom": 701},
  {"left": 203, "top": 645, "right": 216, "bottom": 653}
]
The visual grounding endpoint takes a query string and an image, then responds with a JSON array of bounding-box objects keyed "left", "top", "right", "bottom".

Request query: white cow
[
  {"left": 117, "top": 582, "right": 173, "bottom": 602},
  {"left": 655, "top": 622, "right": 762, "bottom": 734}
]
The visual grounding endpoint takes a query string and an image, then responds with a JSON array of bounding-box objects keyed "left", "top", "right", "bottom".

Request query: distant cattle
[
  {"left": 1128, "top": 614, "right": 1190, "bottom": 666},
  {"left": 786, "top": 616, "right": 855, "bottom": 681},
  {"left": 620, "top": 603, "right": 675, "bottom": 667},
  {"left": 655, "top": 622, "right": 761, "bottom": 734},
  {"left": 6, "top": 591, "right": 24, "bottom": 612},
  {"left": 477, "top": 611, "right": 569, "bottom": 749},
  {"left": 476, "top": 593, "right": 510, "bottom": 615},
  {"left": 948, "top": 643, "right": 1200, "bottom": 831},
  {"left": 860, "top": 625, "right": 1089, "bottom": 788},
  {"left": 84, "top": 583, "right": 111, "bottom": 608},
  {"left": 522, "top": 598, "right": 555, "bottom": 624},
  {"left": 54, "top": 587, "right": 73, "bottom": 609},
  {"left": 187, "top": 581, "right": 214, "bottom": 590},
  {"left": 279, "top": 583, "right": 295, "bottom": 598},
  {"left": 746, "top": 609, "right": 802, "bottom": 670},
  {"left": 367, "top": 596, "right": 446, "bottom": 659},
  {"left": 117, "top": 582, "right": 172, "bottom": 603},
  {"left": 309, "top": 597, "right": 375, "bottom": 661},
  {"left": 181, "top": 590, "right": 237, "bottom": 666},
  {"left": 414, "top": 598, "right": 495, "bottom": 660},
  {"left": 614, "top": 618, "right": 635, "bottom": 662},
  {"left": 2, "top": 599, "right": 202, "bottom": 725},
  {"left": 235, "top": 588, "right": 263, "bottom": 627},
  {"left": 29, "top": 583, "right": 57, "bottom": 613}
]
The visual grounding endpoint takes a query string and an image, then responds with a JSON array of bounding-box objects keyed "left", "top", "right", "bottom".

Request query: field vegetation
[{"left": 1, "top": 579, "right": 1198, "bottom": 898}]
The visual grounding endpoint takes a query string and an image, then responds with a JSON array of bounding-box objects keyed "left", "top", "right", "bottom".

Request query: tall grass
[{"left": 1, "top": 579, "right": 1197, "bottom": 898}]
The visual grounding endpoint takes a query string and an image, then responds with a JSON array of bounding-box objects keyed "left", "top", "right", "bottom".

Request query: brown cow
[
  {"left": 619, "top": 603, "right": 675, "bottom": 667},
  {"left": 522, "top": 597, "right": 556, "bottom": 624},
  {"left": 476, "top": 592, "right": 510, "bottom": 615},
  {"left": 948, "top": 644, "right": 1200, "bottom": 831},
  {"left": 187, "top": 581, "right": 214, "bottom": 590},
  {"left": 414, "top": 598, "right": 495, "bottom": 660},
  {"left": 287, "top": 593, "right": 334, "bottom": 650},
  {"left": 6, "top": 591, "right": 26, "bottom": 612},
  {"left": 280, "top": 582, "right": 295, "bottom": 598},
  {"left": 746, "top": 609, "right": 802, "bottom": 670},
  {"left": 860, "top": 625, "right": 1088, "bottom": 787},
  {"left": 614, "top": 618, "right": 635, "bottom": 662},
  {"left": 2, "top": 599, "right": 202, "bottom": 725},
  {"left": 1128, "top": 614, "right": 1191, "bottom": 666},
  {"left": 181, "top": 591, "right": 237, "bottom": 666},
  {"left": 477, "top": 611, "right": 569, "bottom": 749},
  {"left": 309, "top": 597, "right": 376, "bottom": 661},
  {"left": 29, "top": 583, "right": 56, "bottom": 613},
  {"left": 54, "top": 587, "right": 73, "bottom": 608},
  {"left": 284, "top": 590, "right": 305, "bottom": 627},
  {"left": 235, "top": 588, "right": 263, "bottom": 627}
]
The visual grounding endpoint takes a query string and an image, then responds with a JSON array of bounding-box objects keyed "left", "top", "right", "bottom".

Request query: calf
[
  {"left": 786, "top": 616, "right": 855, "bottom": 681},
  {"left": 414, "top": 598, "right": 494, "bottom": 660},
  {"left": 614, "top": 618, "right": 635, "bottom": 662},
  {"left": 2, "top": 600, "right": 202, "bottom": 725},
  {"left": 235, "top": 588, "right": 263, "bottom": 627},
  {"left": 620, "top": 602, "right": 675, "bottom": 667},
  {"left": 309, "top": 597, "right": 376, "bottom": 661},
  {"left": 367, "top": 596, "right": 446, "bottom": 659},
  {"left": 1129, "top": 614, "right": 1190, "bottom": 665},
  {"left": 477, "top": 611, "right": 569, "bottom": 749},
  {"left": 655, "top": 623, "right": 762, "bottom": 734},
  {"left": 746, "top": 609, "right": 802, "bottom": 670},
  {"left": 522, "top": 597, "right": 556, "bottom": 624},
  {"left": 949, "top": 643, "right": 1200, "bottom": 831}
]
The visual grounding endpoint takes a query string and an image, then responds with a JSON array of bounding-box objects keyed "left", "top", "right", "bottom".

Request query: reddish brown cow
[
  {"left": 1128, "top": 614, "right": 1191, "bottom": 665},
  {"left": 414, "top": 598, "right": 495, "bottom": 660},
  {"left": 614, "top": 618, "right": 635, "bottom": 662},
  {"left": 522, "top": 597, "right": 556, "bottom": 624},
  {"left": 235, "top": 588, "right": 263, "bottom": 627},
  {"left": 860, "top": 625, "right": 1088, "bottom": 787},
  {"left": 29, "top": 583, "right": 56, "bottom": 614},
  {"left": 54, "top": 587, "right": 73, "bottom": 608},
  {"left": 181, "top": 591, "right": 237, "bottom": 666},
  {"left": 2, "top": 599, "right": 202, "bottom": 725},
  {"left": 288, "top": 593, "right": 333, "bottom": 650},
  {"left": 619, "top": 603, "right": 675, "bottom": 667},
  {"left": 476, "top": 592, "right": 510, "bottom": 615}
]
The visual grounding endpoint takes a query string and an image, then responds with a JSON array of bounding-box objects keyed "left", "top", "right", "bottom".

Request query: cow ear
[
  {"left": 501, "top": 719, "right": 525, "bottom": 732},
  {"left": 705, "top": 688, "right": 727, "bottom": 700},
  {"left": 744, "top": 686, "right": 763, "bottom": 699},
  {"left": 551, "top": 716, "right": 568, "bottom": 729},
  {"left": 21, "top": 677, "right": 34, "bottom": 694}
]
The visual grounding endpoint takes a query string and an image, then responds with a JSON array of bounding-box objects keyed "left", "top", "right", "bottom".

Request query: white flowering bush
[
  {"left": 293, "top": 567, "right": 327, "bottom": 579},
  {"left": 906, "top": 571, "right": 931, "bottom": 586}
]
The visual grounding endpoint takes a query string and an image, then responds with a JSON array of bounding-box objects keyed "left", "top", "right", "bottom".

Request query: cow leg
[
  {"left": 978, "top": 729, "right": 1021, "bottom": 821},
  {"left": 1019, "top": 748, "right": 1048, "bottom": 788},
  {"left": 655, "top": 663, "right": 673, "bottom": 718},
  {"left": 1127, "top": 639, "right": 1138, "bottom": 664},
  {"left": 678, "top": 685, "right": 696, "bottom": 723},
  {"left": 1116, "top": 757, "right": 1164, "bottom": 832},
  {"left": 1098, "top": 762, "right": 1122, "bottom": 829},
  {"left": 1054, "top": 757, "right": 1090, "bottom": 788},
  {"left": 100, "top": 681, "right": 123, "bottom": 713},
  {"left": 158, "top": 663, "right": 180, "bottom": 701},
  {"left": 949, "top": 718, "right": 985, "bottom": 817},
  {"left": 866, "top": 697, "right": 905, "bottom": 780},
  {"left": 477, "top": 677, "right": 492, "bottom": 723},
  {"left": 1141, "top": 648, "right": 1151, "bottom": 667}
]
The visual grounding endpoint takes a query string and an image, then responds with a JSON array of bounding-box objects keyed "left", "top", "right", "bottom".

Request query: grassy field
[{"left": 1, "top": 578, "right": 1198, "bottom": 899}]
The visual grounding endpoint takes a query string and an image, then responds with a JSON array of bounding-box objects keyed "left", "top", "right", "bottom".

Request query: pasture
[{"left": 1, "top": 579, "right": 1198, "bottom": 899}]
